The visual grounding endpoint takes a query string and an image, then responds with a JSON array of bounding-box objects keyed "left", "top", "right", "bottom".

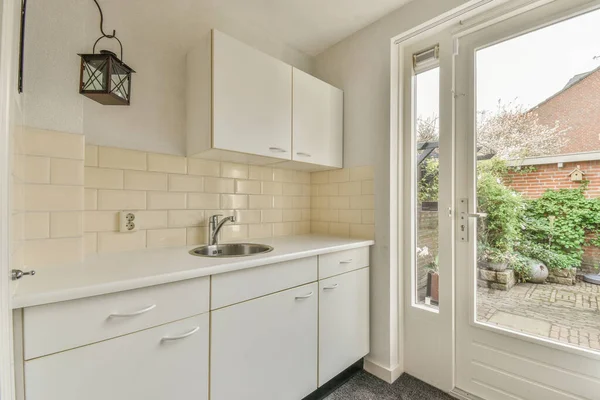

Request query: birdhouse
[{"left": 568, "top": 165, "right": 585, "bottom": 182}]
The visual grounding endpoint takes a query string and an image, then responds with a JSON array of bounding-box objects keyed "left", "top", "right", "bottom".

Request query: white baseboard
[{"left": 363, "top": 359, "right": 403, "bottom": 384}]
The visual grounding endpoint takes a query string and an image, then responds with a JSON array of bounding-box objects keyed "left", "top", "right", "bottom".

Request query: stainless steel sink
[{"left": 189, "top": 243, "right": 274, "bottom": 258}]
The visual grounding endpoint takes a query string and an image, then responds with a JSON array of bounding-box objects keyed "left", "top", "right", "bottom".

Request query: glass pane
[
  {"left": 415, "top": 67, "right": 440, "bottom": 310},
  {"left": 475, "top": 8, "right": 600, "bottom": 352}
]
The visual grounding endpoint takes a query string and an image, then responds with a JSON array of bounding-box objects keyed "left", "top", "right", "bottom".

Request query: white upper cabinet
[
  {"left": 187, "top": 30, "right": 292, "bottom": 164},
  {"left": 187, "top": 30, "right": 343, "bottom": 168},
  {"left": 292, "top": 68, "right": 343, "bottom": 168}
]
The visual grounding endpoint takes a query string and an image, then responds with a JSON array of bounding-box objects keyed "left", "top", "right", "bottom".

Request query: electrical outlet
[{"left": 119, "top": 211, "right": 139, "bottom": 232}]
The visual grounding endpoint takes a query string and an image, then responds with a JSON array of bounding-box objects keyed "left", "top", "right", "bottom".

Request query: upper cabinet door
[
  {"left": 212, "top": 30, "right": 292, "bottom": 160},
  {"left": 292, "top": 68, "right": 343, "bottom": 168}
]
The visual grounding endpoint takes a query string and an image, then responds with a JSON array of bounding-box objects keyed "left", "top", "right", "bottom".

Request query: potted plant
[
  {"left": 425, "top": 255, "right": 439, "bottom": 304},
  {"left": 478, "top": 244, "right": 510, "bottom": 271}
]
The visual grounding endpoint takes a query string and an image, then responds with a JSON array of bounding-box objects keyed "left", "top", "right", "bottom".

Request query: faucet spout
[{"left": 209, "top": 214, "right": 236, "bottom": 245}]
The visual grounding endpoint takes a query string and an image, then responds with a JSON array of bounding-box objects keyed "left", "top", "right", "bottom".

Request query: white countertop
[{"left": 12, "top": 235, "right": 374, "bottom": 309}]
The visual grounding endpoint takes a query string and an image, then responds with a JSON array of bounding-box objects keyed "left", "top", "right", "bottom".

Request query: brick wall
[
  {"left": 508, "top": 160, "right": 600, "bottom": 199},
  {"left": 534, "top": 68, "right": 600, "bottom": 154},
  {"left": 508, "top": 159, "right": 600, "bottom": 270}
]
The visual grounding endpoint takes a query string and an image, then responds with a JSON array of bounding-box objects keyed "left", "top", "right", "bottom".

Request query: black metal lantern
[{"left": 79, "top": 0, "right": 135, "bottom": 106}]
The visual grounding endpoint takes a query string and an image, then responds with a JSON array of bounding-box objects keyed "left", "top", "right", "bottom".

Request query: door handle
[
  {"left": 323, "top": 284, "right": 339, "bottom": 290},
  {"left": 296, "top": 152, "right": 312, "bottom": 157},
  {"left": 467, "top": 212, "right": 487, "bottom": 218}
]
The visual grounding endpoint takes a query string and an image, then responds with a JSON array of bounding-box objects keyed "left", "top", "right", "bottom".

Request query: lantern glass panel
[
  {"left": 82, "top": 57, "right": 108, "bottom": 91},
  {"left": 110, "top": 61, "right": 130, "bottom": 100}
]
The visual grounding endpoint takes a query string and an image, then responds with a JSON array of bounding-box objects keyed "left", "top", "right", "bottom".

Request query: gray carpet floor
[{"left": 324, "top": 371, "right": 454, "bottom": 400}]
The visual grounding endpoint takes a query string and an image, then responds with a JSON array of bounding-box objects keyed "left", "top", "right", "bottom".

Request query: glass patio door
[{"left": 454, "top": 1, "right": 600, "bottom": 398}]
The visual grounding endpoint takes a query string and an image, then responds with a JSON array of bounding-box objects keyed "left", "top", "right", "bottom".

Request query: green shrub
[
  {"left": 476, "top": 159, "right": 525, "bottom": 256},
  {"left": 522, "top": 185, "right": 600, "bottom": 268}
]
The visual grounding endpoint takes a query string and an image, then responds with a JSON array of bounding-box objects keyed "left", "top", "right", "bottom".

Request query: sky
[{"left": 416, "top": 7, "right": 600, "bottom": 122}]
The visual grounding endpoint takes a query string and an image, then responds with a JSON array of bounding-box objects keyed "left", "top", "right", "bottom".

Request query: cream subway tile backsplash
[
  {"left": 85, "top": 167, "right": 124, "bottom": 189},
  {"left": 310, "top": 165, "right": 375, "bottom": 240},
  {"left": 187, "top": 158, "right": 220, "bottom": 177},
  {"left": 168, "top": 210, "right": 205, "bottom": 228},
  {"left": 146, "top": 228, "right": 187, "bottom": 248},
  {"left": 97, "top": 190, "right": 146, "bottom": 210},
  {"left": 76, "top": 143, "right": 310, "bottom": 253},
  {"left": 14, "top": 155, "right": 50, "bottom": 183},
  {"left": 98, "top": 147, "right": 146, "bottom": 171},
  {"left": 168, "top": 174, "right": 204, "bottom": 192},
  {"left": 84, "top": 145, "right": 98, "bottom": 167},
  {"left": 16, "top": 129, "right": 375, "bottom": 264},
  {"left": 23, "top": 185, "right": 84, "bottom": 211},
  {"left": 147, "top": 192, "right": 187, "bottom": 210},
  {"left": 23, "top": 213, "right": 50, "bottom": 240},
  {"left": 147, "top": 153, "right": 187, "bottom": 174},
  {"left": 221, "top": 162, "right": 249, "bottom": 179},
  {"left": 19, "top": 127, "right": 84, "bottom": 159},
  {"left": 124, "top": 170, "right": 167, "bottom": 191},
  {"left": 188, "top": 193, "right": 220, "bottom": 209},
  {"left": 98, "top": 231, "right": 146, "bottom": 253},
  {"left": 50, "top": 159, "right": 84, "bottom": 185},
  {"left": 50, "top": 212, "right": 83, "bottom": 238}
]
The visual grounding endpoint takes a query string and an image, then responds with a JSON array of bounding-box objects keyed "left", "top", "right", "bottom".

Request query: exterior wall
[
  {"left": 534, "top": 69, "right": 600, "bottom": 154},
  {"left": 417, "top": 210, "right": 438, "bottom": 294},
  {"left": 508, "top": 160, "right": 600, "bottom": 199}
]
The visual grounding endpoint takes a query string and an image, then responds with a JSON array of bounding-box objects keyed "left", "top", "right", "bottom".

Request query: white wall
[
  {"left": 22, "top": 0, "right": 314, "bottom": 155},
  {"left": 314, "top": 0, "right": 472, "bottom": 379}
]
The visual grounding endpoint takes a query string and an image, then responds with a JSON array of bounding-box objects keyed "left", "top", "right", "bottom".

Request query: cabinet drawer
[
  {"left": 211, "top": 256, "right": 317, "bottom": 309},
  {"left": 23, "top": 277, "right": 209, "bottom": 360},
  {"left": 318, "top": 247, "right": 370, "bottom": 279},
  {"left": 25, "top": 314, "right": 209, "bottom": 400}
]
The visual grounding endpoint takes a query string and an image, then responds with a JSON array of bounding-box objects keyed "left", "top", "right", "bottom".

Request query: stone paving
[{"left": 477, "top": 278, "right": 600, "bottom": 351}]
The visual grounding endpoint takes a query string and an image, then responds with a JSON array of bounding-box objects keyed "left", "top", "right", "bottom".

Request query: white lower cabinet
[
  {"left": 24, "top": 314, "right": 209, "bottom": 400},
  {"left": 211, "top": 282, "right": 319, "bottom": 400},
  {"left": 318, "top": 267, "right": 370, "bottom": 386}
]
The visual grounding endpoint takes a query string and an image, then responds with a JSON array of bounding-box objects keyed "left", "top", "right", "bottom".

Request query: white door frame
[
  {"left": 0, "top": 0, "right": 20, "bottom": 399},
  {"left": 455, "top": 1, "right": 600, "bottom": 398},
  {"left": 390, "top": 0, "right": 504, "bottom": 392}
]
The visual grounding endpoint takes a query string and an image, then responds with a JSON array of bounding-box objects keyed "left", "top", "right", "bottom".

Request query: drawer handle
[
  {"left": 109, "top": 304, "right": 156, "bottom": 318},
  {"left": 161, "top": 326, "right": 200, "bottom": 342},
  {"left": 323, "top": 284, "right": 339, "bottom": 290},
  {"left": 295, "top": 291, "right": 314, "bottom": 300},
  {"left": 269, "top": 147, "right": 287, "bottom": 153},
  {"left": 296, "top": 152, "right": 312, "bottom": 157},
  {"left": 339, "top": 259, "right": 353, "bottom": 264}
]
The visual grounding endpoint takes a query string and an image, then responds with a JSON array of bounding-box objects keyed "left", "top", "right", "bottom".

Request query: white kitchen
[{"left": 1, "top": 1, "right": 600, "bottom": 400}]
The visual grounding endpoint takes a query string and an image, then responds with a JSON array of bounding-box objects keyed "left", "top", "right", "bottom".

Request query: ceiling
[{"left": 101, "top": 0, "right": 415, "bottom": 56}]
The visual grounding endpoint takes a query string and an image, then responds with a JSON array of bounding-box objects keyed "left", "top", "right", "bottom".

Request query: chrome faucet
[{"left": 208, "top": 214, "right": 236, "bottom": 245}]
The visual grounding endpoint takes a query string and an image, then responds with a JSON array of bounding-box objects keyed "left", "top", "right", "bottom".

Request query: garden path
[{"left": 477, "top": 279, "right": 600, "bottom": 350}]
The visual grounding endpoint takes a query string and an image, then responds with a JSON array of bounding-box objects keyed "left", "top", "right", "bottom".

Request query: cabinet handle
[
  {"left": 339, "top": 259, "right": 353, "bottom": 264},
  {"left": 161, "top": 326, "right": 200, "bottom": 342},
  {"left": 109, "top": 304, "right": 156, "bottom": 318},
  {"left": 323, "top": 284, "right": 339, "bottom": 290},
  {"left": 296, "top": 152, "right": 312, "bottom": 157},
  {"left": 295, "top": 291, "right": 314, "bottom": 300},
  {"left": 269, "top": 147, "right": 287, "bottom": 153}
]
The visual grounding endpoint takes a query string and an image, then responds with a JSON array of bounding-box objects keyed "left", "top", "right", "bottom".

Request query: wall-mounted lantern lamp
[{"left": 78, "top": 0, "right": 134, "bottom": 105}]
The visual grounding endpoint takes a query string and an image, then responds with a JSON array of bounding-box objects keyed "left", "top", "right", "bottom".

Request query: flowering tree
[{"left": 477, "top": 101, "right": 568, "bottom": 161}]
